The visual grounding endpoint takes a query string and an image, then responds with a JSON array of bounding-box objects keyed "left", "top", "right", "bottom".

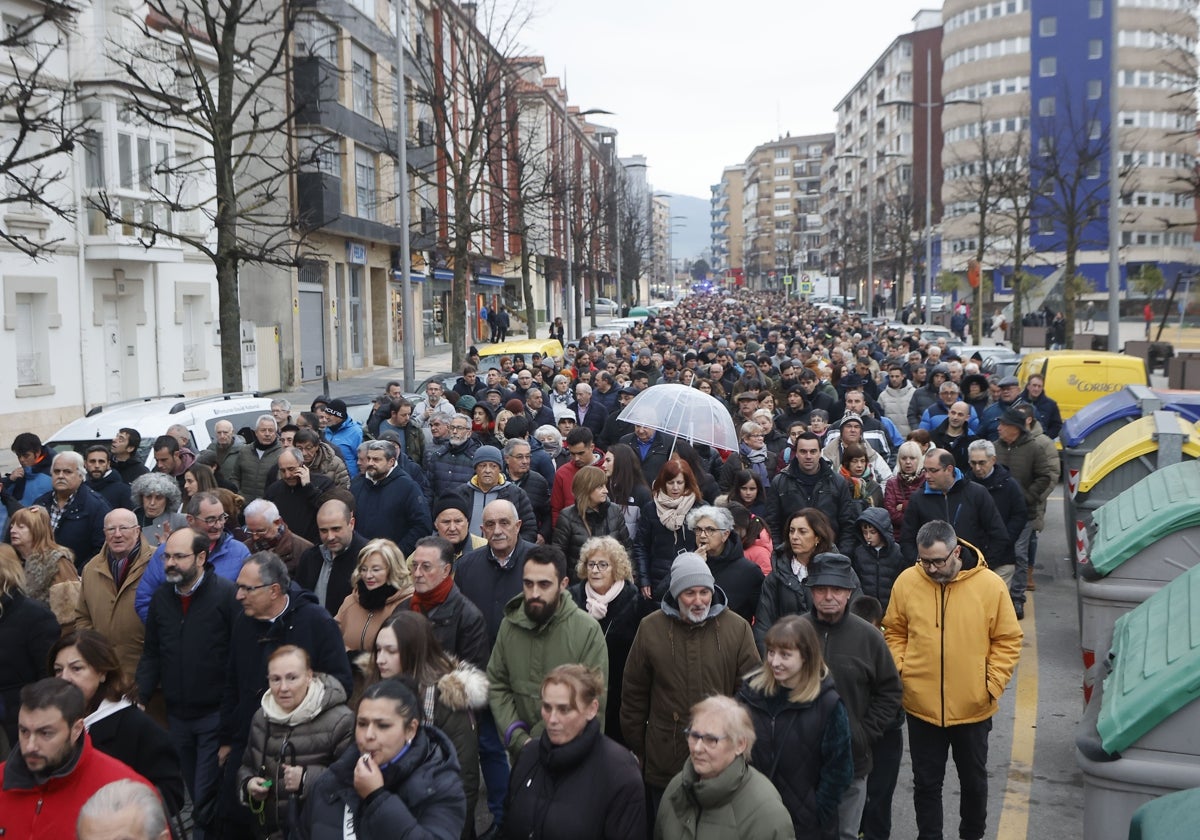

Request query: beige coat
[{"left": 76, "top": 538, "right": 153, "bottom": 682}]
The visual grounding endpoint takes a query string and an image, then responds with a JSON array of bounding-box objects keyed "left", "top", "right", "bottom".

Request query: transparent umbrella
[{"left": 617, "top": 384, "right": 739, "bottom": 451}]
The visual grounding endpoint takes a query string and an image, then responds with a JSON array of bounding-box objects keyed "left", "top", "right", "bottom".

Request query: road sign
[
  {"left": 782, "top": 275, "right": 793, "bottom": 286},
  {"left": 799, "top": 280, "right": 812, "bottom": 295}
]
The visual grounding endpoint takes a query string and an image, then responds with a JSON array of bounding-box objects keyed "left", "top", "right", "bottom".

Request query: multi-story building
[
  {"left": 711, "top": 165, "right": 745, "bottom": 286},
  {"left": 651, "top": 195, "right": 671, "bottom": 294},
  {"left": 741, "top": 133, "right": 834, "bottom": 292},
  {"left": 941, "top": 0, "right": 1198, "bottom": 308},
  {"left": 826, "top": 12, "right": 943, "bottom": 311}
]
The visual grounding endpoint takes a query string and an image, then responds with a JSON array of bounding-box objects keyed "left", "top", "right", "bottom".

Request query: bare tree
[
  {"left": 877, "top": 179, "right": 917, "bottom": 315},
  {"left": 0, "top": 2, "right": 89, "bottom": 257},
  {"left": 616, "top": 179, "right": 651, "bottom": 305},
  {"left": 87, "top": 0, "right": 309, "bottom": 390},
  {"left": 410, "top": 1, "right": 530, "bottom": 370}
]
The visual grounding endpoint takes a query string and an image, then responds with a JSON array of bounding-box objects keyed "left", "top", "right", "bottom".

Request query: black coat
[
  {"left": 574, "top": 400, "right": 608, "bottom": 438},
  {"left": 220, "top": 584, "right": 354, "bottom": 751},
  {"left": 755, "top": 545, "right": 813, "bottom": 651},
  {"left": 514, "top": 471, "right": 552, "bottom": 543},
  {"left": 418, "top": 583, "right": 491, "bottom": 672},
  {"left": 706, "top": 533, "right": 764, "bottom": 624},
  {"left": 551, "top": 502, "right": 631, "bottom": 574},
  {"left": 0, "top": 592, "right": 59, "bottom": 745},
  {"left": 296, "top": 532, "right": 369, "bottom": 615},
  {"left": 86, "top": 471, "right": 133, "bottom": 511},
  {"left": 137, "top": 572, "right": 238, "bottom": 719},
  {"left": 849, "top": 507, "right": 906, "bottom": 612},
  {"left": 34, "top": 484, "right": 111, "bottom": 572},
  {"left": 898, "top": 471, "right": 1010, "bottom": 566},
  {"left": 970, "top": 463, "right": 1026, "bottom": 569},
  {"left": 617, "top": 431, "right": 675, "bottom": 486},
  {"left": 766, "top": 459, "right": 857, "bottom": 553},
  {"left": 352, "top": 467, "right": 432, "bottom": 556},
  {"left": 265, "top": 472, "right": 338, "bottom": 545},
  {"left": 632, "top": 499, "right": 697, "bottom": 596},
  {"left": 567, "top": 582, "right": 651, "bottom": 744},
  {"left": 298, "top": 726, "right": 465, "bottom": 840},
  {"left": 455, "top": 540, "right": 535, "bottom": 647},
  {"left": 89, "top": 703, "right": 186, "bottom": 815},
  {"left": 501, "top": 719, "right": 647, "bottom": 840}
]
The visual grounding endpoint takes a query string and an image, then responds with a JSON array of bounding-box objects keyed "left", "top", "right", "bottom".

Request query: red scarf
[{"left": 411, "top": 575, "right": 455, "bottom": 613}]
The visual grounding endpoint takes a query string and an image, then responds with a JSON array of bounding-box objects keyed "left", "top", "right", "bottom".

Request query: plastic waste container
[
  {"left": 1076, "top": 461, "right": 1200, "bottom": 694},
  {"left": 1129, "top": 786, "right": 1200, "bottom": 840},
  {"left": 1072, "top": 412, "right": 1200, "bottom": 569},
  {"left": 1075, "top": 564, "right": 1200, "bottom": 840}
]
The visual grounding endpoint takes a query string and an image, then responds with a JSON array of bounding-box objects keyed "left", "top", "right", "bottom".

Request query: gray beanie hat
[
  {"left": 472, "top": 445, "right": 504, "bottom": 468},
  {"left": 669, "top": 552, "right": 715, "bottom": 599}
]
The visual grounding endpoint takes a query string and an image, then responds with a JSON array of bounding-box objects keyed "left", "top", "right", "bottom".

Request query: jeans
[
  {"left": 862, "top": 721, "right": 904, "bottom": 840},
  {"left": 837, "top": 776, "right": 868, "bottom": 840},
  {"left": 908, "top": 715, "right": 992, "bottom": 840},
  {"left": 477, "top": 709, "right": 510, "bottom": 824},
  {"left": 1010, "top": 524, "right": 1033, "bottom": 608}
]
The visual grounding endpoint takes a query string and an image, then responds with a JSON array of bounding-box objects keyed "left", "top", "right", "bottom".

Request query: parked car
[
  {"left": 583, "top": 297, "right": 619, "bottom": 316},
  {"left": 905, "top": 295, "right": 947, "bottom": 314},
  {"left": 48, "top": 393, "right": 276, "bottom": 466}
]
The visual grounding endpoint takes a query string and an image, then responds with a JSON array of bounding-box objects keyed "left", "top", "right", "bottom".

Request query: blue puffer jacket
[
  {"left": 324, "top": 418, "right": 365, "bottom": 478},
  {"left": 425, "top": 438, "right": 480, "bottom": 500}
]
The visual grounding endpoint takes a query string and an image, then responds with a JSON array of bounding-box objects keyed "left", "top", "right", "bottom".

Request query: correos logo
[{"left": 1066, "top": 374, "right": 1118, "bottom": 393}]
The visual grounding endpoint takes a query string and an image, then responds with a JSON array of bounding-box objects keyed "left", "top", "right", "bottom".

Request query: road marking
[{"left": 998, "top": 595, "right": 1038, "bottom": 839}]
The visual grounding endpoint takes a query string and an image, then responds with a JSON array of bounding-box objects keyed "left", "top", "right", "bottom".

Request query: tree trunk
[{"left": 521, "top": 237, "right": 537, "bottom": 339}]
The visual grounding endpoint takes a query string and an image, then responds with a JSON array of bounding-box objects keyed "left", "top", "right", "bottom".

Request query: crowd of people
[{"left": 0, "top": 290, "right": 1042, "bottom": 839}]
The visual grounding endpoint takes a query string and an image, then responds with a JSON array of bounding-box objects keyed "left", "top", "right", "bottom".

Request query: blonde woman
[
  {"left": 335, "top": 538, "right": 413, "bottom": 653},
  {"left": 8, "top": 505, "right": 78, "bottom": 627},
  {"left": 735, "top": 615, "right": 853, "bottom": 839}
]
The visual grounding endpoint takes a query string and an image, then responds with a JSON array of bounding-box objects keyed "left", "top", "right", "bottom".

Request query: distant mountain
[{"left": 661, "top": 193, "right": 711, "bottom": 264}]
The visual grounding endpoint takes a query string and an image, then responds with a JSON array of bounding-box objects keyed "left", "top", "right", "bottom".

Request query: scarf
[
  {"left": 24, "top": 549, "right": 73, "bottom": 605},
  {"left": 411, "top": 574, "right": 455, "bottom": 612},
  {"left": 357, "top": 580, "right": 399, "bottom": 611},
  {"left": 584, "top": 580, "right": 625, "bottom": 620},
  {"left": 261, "top": 676, "right": 328, "bottom": 726},
  {"left": 839, "top": 464, "right": 865, "bottom": 499},
  {"left": 743, "top": 444, "right": 769, "bottom": 486},
  {"left": 654, "top": 490, "right": 695, "bottom": 532}
]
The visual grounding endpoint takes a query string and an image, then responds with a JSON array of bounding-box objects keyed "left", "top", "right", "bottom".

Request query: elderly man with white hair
[
  {"left": 227, "top": 414, "right": 282, "bottom": 501},
  {"left": 241, "top": 497, "right": 313, "bottom": 571},
  {"left": 78, "top": 780, "right": 172, "bottom": 840},
  {"left": 34, "top": 451, "right": 112, "bottom": 573}
]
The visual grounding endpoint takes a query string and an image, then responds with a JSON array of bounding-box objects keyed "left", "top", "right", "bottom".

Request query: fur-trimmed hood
[{"left": 436, "top": 660, "right": 489, "bottom": 711}]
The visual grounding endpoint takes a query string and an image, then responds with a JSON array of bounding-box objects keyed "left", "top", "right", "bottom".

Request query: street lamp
[
  {"left": 392, "top": 0, "right": 415, "bottom": 389},
  {"left": 885, "top": 58, "right": 981, "bottom": 326}
]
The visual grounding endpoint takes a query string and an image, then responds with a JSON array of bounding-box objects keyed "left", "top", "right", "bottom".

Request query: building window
[
  {"left": 355, "top": 146, "right": 377, "bottom": 220},
  {"left": 1039, "top": 16, "right": 1056, "bottom": 36},
  {"left": 300, "top": 130, "right": 341, "bottom": 176},
  {"left": 1039, "top": 57, "right": 1056, "bottom": 77},
  {"left": 13, "top": 294, "right": 43, "bottom": 387},
  {"left": 1089, "top": 0, "right": 1102, "bottom": 17},
  {"left": 1038, "top": 96, "right": 1056, "bottom": 117},
  {"left": 1087, "top": 79, "right": 1102, "bottom": 100},
  {"left": 1089, "top": 39, "right": 1102, "bottom": 59},
  {"left": 352, "top": 42, "right": 374, "bottom": 118},
  {"left": 1089, "top": 119, "right": 1102, "bottom": 139},
  {"left": 1086, "top": 160, "right": 1101, "bottom": 179},
  {"left": 296, "top": 15, "right": 338, "bottom": 62}
]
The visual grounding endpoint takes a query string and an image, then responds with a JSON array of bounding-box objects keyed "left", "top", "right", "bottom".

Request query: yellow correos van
[
  {"left": 476, "top": 338, "right": 565, "bottom": 371},
  {"left": 1015, "top": 350, "right": 1148, "bottom": 419}
]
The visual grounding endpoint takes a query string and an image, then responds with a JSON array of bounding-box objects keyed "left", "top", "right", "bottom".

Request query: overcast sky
[{"left": 519, "top": 0, "right": 937, "bottom": 199}]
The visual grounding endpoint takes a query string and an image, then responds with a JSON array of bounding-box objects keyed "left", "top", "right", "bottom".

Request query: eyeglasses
[
  {"left": 449, "top": 424, "right": 470, "bottom": 432},
  {"left": 163, "top": 552, "right": 195, "bottom": 562},
  {"left": 103, "top": 525, "right": 139, "bottom": 535},
  {"left": 584, "top": 561, "right": 611, "bottom": 571},
  {"left": 198, "top": 513, "right": 229, "bottom": 526},
  {"left": 683, "top": 728, "right": 730, "bottom": 747},
  {"left": 693, "top": 526, "right": 726, "bottom": 536},
  {"left": 236, "top": 582, "right": 272, "bottom": 594},
  {"left": 918, "top": 554, "right": 954, "bottom": 569}
]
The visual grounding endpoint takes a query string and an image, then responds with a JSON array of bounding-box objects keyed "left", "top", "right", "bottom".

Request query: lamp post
[{"left": 393, "top": 0, "right": 415, "bottom": 389}]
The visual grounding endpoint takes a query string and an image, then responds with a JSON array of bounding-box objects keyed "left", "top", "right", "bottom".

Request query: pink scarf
[{"left": 584, "top": 580, "right": 625, "bottom": 620}]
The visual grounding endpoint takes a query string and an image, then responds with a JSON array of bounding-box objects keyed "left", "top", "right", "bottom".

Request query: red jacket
[
  {"left": 549, "top": 449, "right": 603, "bottom": 527},
  {"left": 0, "top": 732, "right": 153, "bottom": 839}
]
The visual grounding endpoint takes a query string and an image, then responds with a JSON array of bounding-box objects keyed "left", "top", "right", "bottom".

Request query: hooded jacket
[
  {"left": 503, "top": 718, "right": 647, "bottom": 840},
  {"left": 766, "top": 457, "right": 857, "bottom": 553},
  {"left": 882, "top": 469, "right": 925, "bottom": 540},
  {"left": 883, "top": 543, "right": 1023, "bottom": 726},
  {"left": 898, "top": 469, "right": 1010, "bottom": 567},
  {"left": 1, "top": 444, "right": 54, "bottom": 506},
  {"left": 704, "top": 532, "right": 764, "bottom": 624},
  {"left": 620, "top": 588, "right": 760, "bottom": 788},
  {"left": 736, "top": 676, "right": 854, "bottom": 838},
  {"left": 0, "top": 732, "right": 152, "bottom": 840},
  {"left": 237, "top": 673, "right": 355, "bottom": 835},
  {"left": 351, "top": 465, "right": 432, "bottom": 556},
  {"left": 416, "top": 660, "right": 489, "bottom": 839},
  {"left": 308, "top": 441, "right": 351, "bottom": 490},
  {"left": 994, "top": 426, "right": 1059, "bottom": 530},
  {"left": 448, "top": 475, "right": 538, "bottom": 545},
  {"left": 878, "top": 380, "right": 916, "bottom": 437},
  {"left": 849, "top": 507, "right": 906, "bottom": 611},
  {"left": 487, "top": 591, "right": 609, "bottom": 757},
  {"left": 323, "top": 416, "right": 365, "bottom": 479},
  {"left": 297, "top": 724, "right": 465, "bottom": 840},
  {"left": 656, "top": 754, "right": 794, "bottom": 840},
  {"left": 86, "top": 470, "right": 133, "bottom": 511}
]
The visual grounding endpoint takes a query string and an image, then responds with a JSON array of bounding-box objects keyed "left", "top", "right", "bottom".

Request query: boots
[{"left": 1026, "top": 567, "right": 1037, "bottom": 591}]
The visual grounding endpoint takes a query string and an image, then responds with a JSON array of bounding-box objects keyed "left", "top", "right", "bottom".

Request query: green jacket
[
  {"left": 656, "top": 755, "right": 794, "bottom": 840},
  {"left": 487, "top": 591, "right": 608, "bottom": 756}
]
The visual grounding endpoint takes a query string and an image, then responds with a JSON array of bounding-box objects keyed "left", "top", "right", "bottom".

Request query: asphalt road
[{"left": 883, "top": 487, "right": 1087, "bottom": 840}]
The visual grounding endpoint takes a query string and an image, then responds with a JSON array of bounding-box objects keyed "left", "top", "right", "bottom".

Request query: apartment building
[{"left": 711, "top": 165, "right": 745, "bottom": 285}]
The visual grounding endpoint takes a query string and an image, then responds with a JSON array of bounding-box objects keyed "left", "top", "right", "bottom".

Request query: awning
[
  {"left": 392, "top": 271, "right": 426, "bottom": 283},
  {"left": 432, "top": 269, "right": 454, "bottom": 281},
  {"left": 476, "top": 273, "right": 506, "bottom": 287}
]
